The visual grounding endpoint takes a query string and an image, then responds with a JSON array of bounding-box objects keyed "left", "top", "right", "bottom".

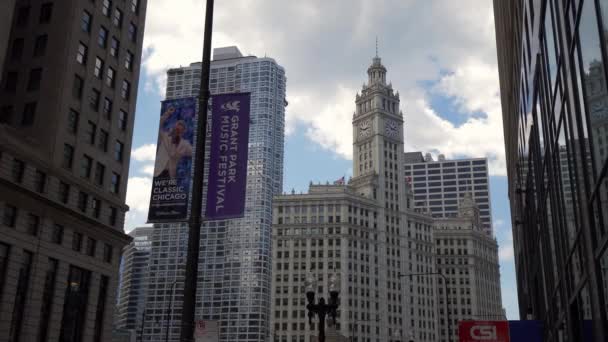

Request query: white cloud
[
  {"left": 131, "top": 144, "right": 157, "bottom": 162},
  {"left": 141, "top": 164, "right": 155, "bottom": 176},
  {"left": 140, "top": 1, "right": 506, "bottom": 174},
  {"left": 125, "top": 176, "right": 153, "bottom": 232}
]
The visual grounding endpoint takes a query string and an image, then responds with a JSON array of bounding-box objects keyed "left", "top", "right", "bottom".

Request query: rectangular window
[
  {"left": 34, "top": 170, "right": 46, "bottom": 193},
  {"left": 106, "top": 67, "right": 115, "bottom": 87},
  {"left": 89, "top": 89, "right": 100, "bottom": 111},
  {"left": 77, "top": 192, "right": 88, "bottom": 212},
  {"left": 76, "top": 42, "right": 87, "bottom": 64},
  {"left": 102, "top": 98, "right": 112, "bottom": 118},
  {"left": 0, "top": 243, "right": 10, "bottom": 304},
  {"left": 11, "top": 38, "right": 24, "bottom": 61},
  {"left": 94, "top": 162, "right": 105, "bottom": 186},
  {"left": 37, "top": 258, "right": 58, "bottom": 342},
  {"left": 93, "top": 276, "right": 109, "bottom": 342},
  {"left": 4, "top": 72, "right": 18, "bottom": 92},
  {"left": 92, "top": 198, "right": 101, "bottom": 218},
  {"left": 27, "top": 68, "right": 42, "bottom": 91},
  {"left": 109, "top": 207, "right": 117, "bottom": 226},
  {"left": 62, "top": 144, "right": 74, "bottom": 169},
  {"left": 86, "top": 237, "right": 96, "bottom": 256},
  {"left": 125, "top": 50, "right": 133, "bottom": 70},
  {"left": 113, "top": 8, "right": 122, "bottom": 27},
  {"left": 72, "top": 232, "right": 83, "bottom": 251},
  {"left": 102, "top": 0, "right": 112, "bottom": 16},
  {"left": 3, "top": 204, "right": 18, "bottom": 227},
  {"left": 98, "top": 129, "right": 108, "bottom": 151},
  {"left": 103, "top": 244, "right": 113, "bottom": 263},
  {"left": 121, "top": 80, "right": 130, "bottom": 100},
  {"left": 81, "top": 10, "right": 92, "bottom": 32},
  {"left": 110, "top": 37, "right": 119, "bottom": 57},
  {"left": 16, "top": 6, "right": 30, "bottom": 27},
  {"left": 26, "top": 213, "right": 39, "bottom": 236},
  {"left": 67, "top": 109, "right": 79, "bottom": 134},
  {"left": 52, "top": 224, "right": 64, "bottom": 244},
  {"left": 59, "top": 266, "right": 91, "bottom": 342},
  {"left": 39, "top": 2, "right": 53, "bottom": 23},
  {"left": 118, "top": 110, "right": 127, "bottom": 130},
  {"left": 131, "top": 0, "right": 139, "bottom": 13},
  {"left": 86, "top": 121, "right": 96, "bottom": 144},
  {"left": 73, "top": 75, "right": 84, "bottom": 99},
  {"left": 11, "top": 158, "right": 25, "bottom": 183},
  {"left": 94, "top": 57, "right": 104, "bottom": 78},
  {"left": 128, "top": 22, "right": 137, "bottom": 42},
  {"left": 0, "top": 105, "right": 13, "bottom": 124},
  {"left": 8, "top": 250, "right": 33, "bottom": 342},
  {"left": 114, "top": 141, "right": 123, "bottom": 162},
  {"left": 98, "top": 26, "right": 108, "bottom": 48},
  {"left": 21, "top": 102, "right": 37, "bottom": 126},
  {"left": 110, "top": 172, "right": 120, "bottom": 194},
  {"left": 33, "top": 34, "right": 48, "bottom": 57},
  {"left": 59, "top": 182, "right": 70, "bottom": 204},
  {"left": 81, "top": 155, "right": 92, "bottom": 178}
]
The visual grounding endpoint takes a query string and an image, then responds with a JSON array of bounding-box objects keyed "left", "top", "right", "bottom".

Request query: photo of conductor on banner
[
  {"left": 155, "top": 107, "right": 193, "bottom": 178},
  {"left": 147, "top": 97, "right": 197, "bottom": 223}
]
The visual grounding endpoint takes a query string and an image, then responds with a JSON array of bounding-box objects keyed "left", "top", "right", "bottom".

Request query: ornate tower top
[
  {"left": 459, "top": 190, "right": 482, "bottom": 228},
  {"left": 367, "top": 55, "right": 387, "bottom": 86}
]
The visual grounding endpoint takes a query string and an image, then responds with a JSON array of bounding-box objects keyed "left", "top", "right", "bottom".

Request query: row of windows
[
  {"left": 3, "top": 154, "right": 119, "bottom": 226},
  {"left": 2, "top": 203, "right": 114, "bottom": 262}
]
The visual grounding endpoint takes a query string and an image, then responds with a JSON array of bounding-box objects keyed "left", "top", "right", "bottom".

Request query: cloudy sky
[{"left": 125, "top": 0, "right": 519, "bottom": 319}]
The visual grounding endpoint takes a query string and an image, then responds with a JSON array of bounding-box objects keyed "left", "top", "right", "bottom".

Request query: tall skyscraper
[
  {"left": 143, "top": 46, "right": 286, "bottom": 342},
  {"left": 115, "top": 226, "right": 154, "bottom": 333},
  {"left": 403, "top": 152, "right": 493, "bottom": 236},
  {"left": 0, "top": 0, "right": 147, "bottom": 341},
  {"left": 271, "top": 55, "right": 440, "bottom": 342},
  {"left": 495, "top": 0, "right": 608, "bottom": 340}
]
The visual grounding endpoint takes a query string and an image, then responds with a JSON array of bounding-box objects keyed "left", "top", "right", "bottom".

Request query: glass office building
[
  {"left": 142, "top": 46, "right": 286, "bottom": 342},
  {"left": 495, "top": 0, "right": 608, "bottom": 340}
]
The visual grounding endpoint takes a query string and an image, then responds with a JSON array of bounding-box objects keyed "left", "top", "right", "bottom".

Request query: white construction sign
[{"left": 195, "top": 320, "right": 219, "bottom": 342}]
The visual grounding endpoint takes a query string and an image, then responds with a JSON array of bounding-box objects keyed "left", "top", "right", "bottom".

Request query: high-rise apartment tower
[{"left": 143, "top": 46, "right": 286, "bottom": 342}]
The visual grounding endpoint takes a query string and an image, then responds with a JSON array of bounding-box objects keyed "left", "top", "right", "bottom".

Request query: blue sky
[{"left": 125, "top": 0, "right": 519, "bottom": 320}]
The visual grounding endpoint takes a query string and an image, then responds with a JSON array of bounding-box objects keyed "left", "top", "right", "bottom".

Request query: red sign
[{"left": 458, "top": 321, "right": 510, "bottom": 342}]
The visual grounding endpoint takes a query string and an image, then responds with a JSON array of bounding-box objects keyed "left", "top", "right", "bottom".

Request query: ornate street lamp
[{"left": 305, "top": 272, "right": 340, "bottom": 342}]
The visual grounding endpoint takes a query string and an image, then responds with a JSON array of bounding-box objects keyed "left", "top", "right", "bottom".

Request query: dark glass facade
[{"left": 495, "top": 0, "right": 608, "bottom": 341}]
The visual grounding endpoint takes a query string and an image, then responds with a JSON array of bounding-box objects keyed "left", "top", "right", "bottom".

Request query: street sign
[{"left": 194, "top": 320, "right": 219, "bottom": 342}]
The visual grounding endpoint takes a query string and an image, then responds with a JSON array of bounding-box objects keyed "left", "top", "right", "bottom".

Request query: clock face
[
  {"left": 385, "top": 120, "right": 399, "bottom": 138},
  {"left": 358, "top": 119, "right": 372, "bottom": 139}
]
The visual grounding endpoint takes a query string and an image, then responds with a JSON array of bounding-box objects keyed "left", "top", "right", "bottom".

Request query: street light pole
[
  {"left": 305, "top": 273, "right": 340, "bottom": 342},
  {"left": 180, "top": 0, "right": 214, "bottom": 341},
  {"left": 166, "top": 281, "right": 177, "bottom": 342},
  {"left": 398, "top": 272, "right": 451, "bottom": 342}
]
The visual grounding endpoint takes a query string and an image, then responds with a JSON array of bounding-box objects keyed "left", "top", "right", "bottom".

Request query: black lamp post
[
  {"left": 305, "top": 272, "right": 340, "bottom": 342},
  {"left": 398, "top": 272, "right": 451, "bottom": 342}
]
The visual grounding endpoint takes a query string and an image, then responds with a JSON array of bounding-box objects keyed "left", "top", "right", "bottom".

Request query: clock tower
[
  {"left": 351, "top": 54, "right": 405, "bottom": 202},
  {"left": 349, "top": 54, "right": 411, "bottom": 341}
]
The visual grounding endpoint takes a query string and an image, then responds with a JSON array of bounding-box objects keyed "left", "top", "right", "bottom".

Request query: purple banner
[
  {"left": 205, "top": 93, "right": 250, "bottom": 220},
  {"left": 147, "top": 97, "right": 197, "bottom": 223}
]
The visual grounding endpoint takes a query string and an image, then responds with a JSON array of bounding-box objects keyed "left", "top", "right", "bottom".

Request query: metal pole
[
  {"left": 139, "top": 310, "right": 146, "bottom": 342},
  {"left": 439, "top": 273, "right": 451, "bottom": 342},
  {"left": 398, "top": 273, "right": 451, "bottom": 342},
  {"left": 180, "top": 0, "right": 214, "bottom": 341},
  {"left": 166, "top": 281, "right": 177, "bottom": 342}
]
